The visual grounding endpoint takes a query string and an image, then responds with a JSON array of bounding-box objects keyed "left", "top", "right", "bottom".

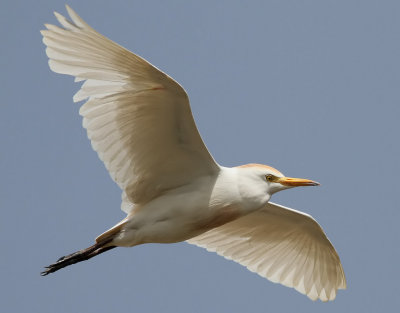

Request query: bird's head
[{"left": 237, "top": 163, "right": 319, "bottom": 199}]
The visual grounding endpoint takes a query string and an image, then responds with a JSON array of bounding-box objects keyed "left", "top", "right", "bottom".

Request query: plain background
[{"left": 1, "top": 1, "right": 399, "bottom": 312}]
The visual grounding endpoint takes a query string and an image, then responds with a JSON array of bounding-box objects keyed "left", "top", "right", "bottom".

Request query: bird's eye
[{"left": 265, "top": 174, "right": 274, "bottom": 181}]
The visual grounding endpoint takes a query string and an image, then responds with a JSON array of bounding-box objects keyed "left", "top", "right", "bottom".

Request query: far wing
[
  {"left": 187, "top": 202, "right": 346, "bottom": 301},
  {"left": 41, "top": 6, "right": 219, "bottom": 209}
]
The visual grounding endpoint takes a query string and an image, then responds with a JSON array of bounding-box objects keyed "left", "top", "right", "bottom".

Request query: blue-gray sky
[{"left": 1, "top": 0, "right": 399, "bottom": 312}]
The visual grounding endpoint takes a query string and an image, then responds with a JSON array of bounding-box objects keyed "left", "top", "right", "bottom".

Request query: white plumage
[
  {"left": 40, "top": 6, "right": 346, "bottom": 302},
  {"left": 188, "top": 202, "right": 346, "bottom": 301}
]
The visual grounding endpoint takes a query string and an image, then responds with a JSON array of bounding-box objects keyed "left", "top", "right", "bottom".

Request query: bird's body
[
  {"left": 40, "top": 6, "right": 346, "bottom": 302},
  {"left": 104, "top": 166, "right": 271, "bottom": 247}
]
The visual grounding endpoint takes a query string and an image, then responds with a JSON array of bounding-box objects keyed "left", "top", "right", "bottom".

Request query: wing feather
[
  {"left": 187, "top": 202, "right": 346, "bottom": 301},
  {"left": 41, "top": 6, "right": 219, "bottom": 209}
]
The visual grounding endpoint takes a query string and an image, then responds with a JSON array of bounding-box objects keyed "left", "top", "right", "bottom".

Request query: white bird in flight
[{"left": 40, "top": 6, "right": 346, "bottom": 302}]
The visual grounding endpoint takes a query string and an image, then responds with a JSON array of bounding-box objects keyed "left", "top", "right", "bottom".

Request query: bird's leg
[{"left": 41, "top": 239, "right": 116, "bottom": 276}]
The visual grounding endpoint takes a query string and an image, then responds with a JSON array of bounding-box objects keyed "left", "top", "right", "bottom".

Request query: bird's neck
[{"left": 215, "top": 167, "right": 270, "bottom": 213}]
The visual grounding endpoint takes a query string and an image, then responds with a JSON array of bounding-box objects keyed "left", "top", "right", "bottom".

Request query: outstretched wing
[
  {"left": 41, "top": 6, "right": 219, "bottom": 209},
  {"left": 187, "top": 202, "right": 346, "bottom": 301}
]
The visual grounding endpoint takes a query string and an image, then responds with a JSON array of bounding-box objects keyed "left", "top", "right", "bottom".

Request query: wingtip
[
  {"left": 65, "top": 4, "right": 74, "bottom": 15},
  {"left": 53, "top": 5, "right": 72, "bottom": 20},
  {"left": 53, "top": 11, "right": 65, "bottom": 24},
  {"left": 63, "top": 4, "right": 91, "bottom": 30}
]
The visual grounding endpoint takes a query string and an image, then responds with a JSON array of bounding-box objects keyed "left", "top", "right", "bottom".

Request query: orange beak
[{"left": 277, "top": 177, "right": 320, "bottom": 187}]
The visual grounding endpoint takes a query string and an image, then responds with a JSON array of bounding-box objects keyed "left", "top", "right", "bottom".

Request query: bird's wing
[
  {"left": 41, "top": 6, "right": 219, "bottom": 209},
  {"left": 187, "top": 202, "right": 346, "bottom": 301}
]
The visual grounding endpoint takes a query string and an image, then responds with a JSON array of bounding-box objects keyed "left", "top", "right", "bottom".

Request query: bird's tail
[{"left": 41, "top": 239, "right": 116, "bottom": 276}]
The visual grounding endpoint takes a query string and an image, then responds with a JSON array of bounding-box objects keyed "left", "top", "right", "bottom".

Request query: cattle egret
[{"left": 40, "top": 6, "right": 346, "bottom": 302}]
